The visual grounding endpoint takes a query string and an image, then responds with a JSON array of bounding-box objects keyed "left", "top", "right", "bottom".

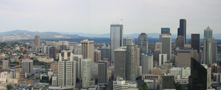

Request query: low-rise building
[{"left": 113, "top": 77, "right": 138, "bottom": 90}]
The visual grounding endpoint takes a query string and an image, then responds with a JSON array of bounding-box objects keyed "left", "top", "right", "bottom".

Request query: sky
[{"left": 0, "top": 0, "right": 220, "bottom": 35}]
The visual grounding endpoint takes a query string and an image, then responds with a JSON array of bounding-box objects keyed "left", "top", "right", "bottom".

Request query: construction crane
[{"left": 14, "top": 59, "right": 22, "bottom": 83}]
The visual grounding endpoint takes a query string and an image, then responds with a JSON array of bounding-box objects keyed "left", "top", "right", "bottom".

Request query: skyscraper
[
  {"left": 98, "top": 47, "right": 111, "bottom": 61},
  {"left": 178, "top": 19, "right": 186, "bottom": 44},
  {"left": 94, "top": 50, "right": 101, "bottom": 63},
  {"left": 191, "top": 34, "right": 200, "bottom": 53},
  {"left": 110, "top": 23, "right": 123, "bottom": 62},
  {"left": 81, "top": 39, "right": 94, "bottom": 62},
  {"left": 138, "top": 33, "right": 148, "bottom": 59},
  {"left": 162, "top": 35, "right": 171, "bottom": 60},
  {"left": 125, "top": 44, "right": 137, "bottom": 81},
  {"left": 35, "top": 35, "right": 40, "bottom": 47},
  {"left": 98, "top": 61, "right": 107, "bottom": 85},
  {"left": 123, "top": 37, "right": 135, "bottom": 46},
  {"left": 141, "top": 53, "right": 153, "bottom": 74},
  {"left": 49, "top": 46, "right": 59, "bottom": 61},
  {"left": 58, "top": 50, "right": 76, "bottom": 87},
  {"left": 73, "top": 55, "right": 83, "bottom": 79},
  {"left": 203, "top": 26, "right": 215, "bottom": 64},
  {"left": 22, "top": 59, "right": 33, "bottom": 74},
  {"left": 114, "top": 47, "right": 126, "bottom": 79},
  {"left": 175, "top": 35, "right": 185, "bottom": 48},
  {"left": 82, "top": 58, "right": 92, "bottom": 88}
]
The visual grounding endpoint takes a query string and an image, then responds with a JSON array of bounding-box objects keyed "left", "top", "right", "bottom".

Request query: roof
[{"left": 144, "top": 53, "right": 153, "bottom": 56}]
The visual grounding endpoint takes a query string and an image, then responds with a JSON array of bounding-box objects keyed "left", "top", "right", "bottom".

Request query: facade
[
  {"left": 201, "top": 64, "right": 212, "bottom": 88},
  {"left": 203, "top": 26, "right": 214, "bottom": 64},
  {"left": 162, "top": 75, "right": 175, "bottom": 89},
  {"left": 114, "top": 47, "right": 126, "bottom": 79},
  {"left": 155, "top": 42, "right": 162, "bottom": 52},
  {"left": 81, "top": 39, "right": 94, "bottom": 62},
  {"left": 126, "top": 45, "right": 137, "bottom": 81},
  {"left": 175, "top": 35, "right": 185, "bottom": 48},
  {"left": 35, "top": 35, "right": 40, "bottom": 47},
  {"left": 176, "top": 48, "right": 194, "bottom": 67},
  {"left": 191, "top": 34, "right": 200, "bottom": 53},
  {"left": 137, "top": 66, "right": 142, "bottom": 77},
  {"left": 82, "top": 58, "right": 92, "bottom": 88},
  {"left": 141, "top": 53, "right": 153, "bottom": 74},
  {"left": 212, "top": 40, "right": 217, "bottom": 64},
  {"left": 162, "top": 35, "right": 171, "bottom": 60},
  {"left": 22, "top": 59, "right": 33, "bottom": 74},
  {"left": 189, "top": 58, "right": 207, "bottom": 90},
  {"left": 2, "top": 60, "right": 9, "bottom": 69},
  {"left": 98, "top": 47, "right": 111, "bottom": 61},
  {"left": 177, "top": 19, "right": 186, "bottom": 44},
  {"left": 159, "top": 54, "right": 167, "bottom": 66},
  {"left": 94, "top": 50, "right": 101, "bottom": 63},
  {"left": 50, "top": 61, "right": 58, "bottom": 72},
  {"left": 49, "top": 46, "right": 59, "bottom": 61},
  {"left": 123, "top": 37, "right": 135, "bottom": 46},
  {"left": 58, "top": 50, "right": 76, "bottom": 87},
  {"left": 73, "top": 55, "right": 83, "bottom": 79},
  {"left": 98, "top": 61, "right": 107, "bottom": 84},
  {"left": 138, "top": 33, "right": 148, "bottom": 59},
  {"left": 148, "top": 43, "right": 155, "bottom": 53},
  {"left": 110, "top": 23, "right": 123, "bottom": 62}
]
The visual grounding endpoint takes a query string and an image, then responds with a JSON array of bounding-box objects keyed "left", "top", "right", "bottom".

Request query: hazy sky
[{"left": 0, "top": 0, "right": 220, "bottom": 34}]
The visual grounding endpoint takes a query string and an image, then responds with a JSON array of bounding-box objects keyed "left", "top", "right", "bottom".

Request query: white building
[
  {"left": 113, "top": 77, "right": 138, "bottom": 90},
  {"left": 82, "top": 58, "right": 93, "bottom": 89},
  {"left": 159, "top": 54, "right": 167, "bottom": 66},
  {"left": 141, "top": 53, "right": 153, "bottom": 74},
  {"left": 0, "top": 71, "right": 13, "bottom": 84}
]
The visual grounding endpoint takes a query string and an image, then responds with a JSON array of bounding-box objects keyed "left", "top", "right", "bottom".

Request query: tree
[
  {"left": 138, "top": 86, "right": 143, "bottom": 90},
  {"left": 33, "top": 59, "right": 39, "bottom": 65},
  {"left": 23, "top": 50, "right": 27, "bottom": 54},
  {"left": 6, "top": 84, "right": 13, "bottom": 90}
]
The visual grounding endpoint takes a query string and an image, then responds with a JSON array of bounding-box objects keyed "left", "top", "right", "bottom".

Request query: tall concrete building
[
  {"left": 126, "top": 44, "right": 137, "bottom": 81},
  {"left": 110, "top": 23, "right": 123, "bottom": 62},
  {"left": 178, "top": 19, "right": 186, "bottom": 44},
  {"left": 2, "top": 60, "right": 9, "bottom": 69},
  {"left": 81, "top": 39, "right": 94, "bottom": 62},
  {"left": 155, "top": 42, "right": 162, "bottom": 51},
  {"left": 153, "top": 49, "right": 161, "bottom": 62},
  {"left": 82, "top": 58, "right": 92, "bottom": 88},
  {"left": 35, "top": 35, "right": 40, "bottom": 47},
  {"left": 22, "top": 59, "right": 33, "bottom": 74},
  {"left": 98, "top": 47, "right": 111, "bottom": 61},
  {"left": 175, "top": 35, "right": 185, "bottom": 48},
  {"left": 176, "top": 48, "right": 194, "bottom": 67},
  {"left": 123, "top": 37, "right": 135, "bottom": 46},
  {"left": 58, "top": 50, "right": 76, "bottom": 87},
  {"left": 73, "top": 55, "right": 83, "bottom": 79},
  {"left": 212, "top": 40, "right": 217, "bottom": 63},
  {"left": 94, "top": 50, "right": 101, "bottom": 63},
  {"left": 203, "top": 26, "right": 216, "bottom": 64},
  {"left": 191, "top": 34, "right": 200, "bottom": 53},
  {"left": 138, "top": 33, "right": 148, "bottom": 59},
  {"left": 98, "top": 61, "right": 107, "bottom": 85},
  {"left": 162, "top": 35, "right": 171, "bottom": 60},
  {"left": 49, "top": 46, "right": 59, "bottom": 61},
  {"left": 141, "top": 53, "right": 153, "bottom": 74},
  {"left": 114, "top": 47, "right": 126, "bottom": 79},
  {"left": 50, "top": 61, "right": 58, "bottom": 72},
  {"left": 159, "top": 54, "right": 167, "bottom": 66}
]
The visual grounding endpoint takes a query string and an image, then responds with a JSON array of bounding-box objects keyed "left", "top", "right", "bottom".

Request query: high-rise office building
[
  {"left": 58, "top": 50, "right": 76, "bottom": 87},
  {"left": 212, "top": 40, "right": 217, "bottom": 64},
  {"left": 153, "top": 49, "right": 161, "bottom": 62},
  {"left": 35, "top": 35, "right": 40, "bottom": 47},
  {"left": 141, "top": 53, "right": 153, "bottom": 74},
  {"left": 159, "top": 54, "right": 167, "bottom": 66},
  {"left": 73, "top": 55, "right": 83, "bottom": 79},
  {"left": 49, "top": 46, "right": 59, "bottom": 61},
  {"left": 114, "top": 47, "right": 126, "bottom": 79},
  {"left": 162, "top": 35, "right": 171, "bottom": 60},
  {"left": 123, "top": 37, "right": 135, "bottom": 46},
  {"left": 189, "top": 58, "right": 207, "bottom": 90},
  {"left": 176, "top": 48, "right": 195, "bottom": 67},
  {"left": 138, "top": 33, "right": 148, "bottom": 59},
  {"left": 82, "top": 58, "right": 92, "bottom": 88},
  {"left": 178, "top": 19, "right": 186, "bottom": 44},
  {"left": 125, "top": 44, "right": 137, "bottom": 81},
  {"left": 98, "top": 47, "right": 111, "bottom": 61},
  {"left": 2, "top": 60, "right": 9, "bottom": 69},
  {"left": 175, "top": 35, "right": 185, "bottom": 48},
  {"left": 191, "top": 34, "right": 200, "bottom": 53},
  {"left": 203, "top": 26, "right": 216, "bottom": 64},
  {"left": 81, "top": 39, "right": 94, "bottom": 62},
  {"left": 155, "top": 42, "right": 162, "bottom": 51},
  {"left": 22, "top": 59, "right": 33, "bottom": 74},
  {"left": 98, "top": 61, "right": 107, "bottom": 84},
  {"left": 148, "top": 43, "right": 155, "bottom": 53},
  {"left": 94, "top": 50, "right": 101, "bottom": 63},
  {"left": 110, "top": 23, "right": 123, "bottom": 62},
  {"left": 161, "top": 27, "right": 171, "bottom": 35}
]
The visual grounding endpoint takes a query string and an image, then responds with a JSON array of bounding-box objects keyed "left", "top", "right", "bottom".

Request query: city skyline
[{"left": 0, "top": 0, "right": 220, "bottom": 35}]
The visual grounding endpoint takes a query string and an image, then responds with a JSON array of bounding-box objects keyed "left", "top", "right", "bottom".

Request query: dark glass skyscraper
[
  {"left": 191, "top": 34, "right": 200, "bottom": 53},
  {"left": 178, "top": 19, "right": 186, "bottom": 44},
  {"left": 189, "top": 58, "right": 207, "bottom": 90}
]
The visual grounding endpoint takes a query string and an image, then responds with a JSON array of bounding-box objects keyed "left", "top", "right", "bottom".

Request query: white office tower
[
  {"left": 110, "top": 23, "right": 123, "bottom": 62},
  {"left": 123, "top": 37, "right": 135, "bottom": 46},
  {"left": 162, "top": 35, "right": 171, "bottom": 61},
  {"left": 141, "top": 53, "right": 153, "bottom": 74},
  {"left": 159, "top": 54, "right": 167, "bottom": 66},
  {"left": 58, "top": 50, "right": 76, "bottom": 88},
  {"left": 82, "top": 58, "right": 93, "bottom": 89},
  {"left": 201, "top": 64, "right": 212, "bottom": 88},
  {"left": 73, "top": 55, "right": 83, "bottom": 79}
]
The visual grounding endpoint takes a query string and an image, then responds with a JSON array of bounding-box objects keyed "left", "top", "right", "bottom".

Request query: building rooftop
[{"left": 144, "top": 53, "right": 153, "bottom": 56}]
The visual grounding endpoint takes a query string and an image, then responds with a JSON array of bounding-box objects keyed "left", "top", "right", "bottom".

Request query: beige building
[
  {"left": 176, "top": 48, "right": 194, "bottom": 67},
  {"left": 81, "top": 39, "right": 94, "bottom": 62},
  {"left": 38, "top": 57, "right": 54, "bottom": 63},
  {"left": 151, "top": 67, "right": 162, "bottom": 76},
  {"left": 2, "top": 60, "right": 9, "bottom": 69},
  {"left": 175, "top": 35, "right": 185, "bottom": 48},
  {"left": 35, "top": 35, "right": 40, "bottom": 47},
  {"left": 50, "top": 62, "right": 58, "bottom": 72}
]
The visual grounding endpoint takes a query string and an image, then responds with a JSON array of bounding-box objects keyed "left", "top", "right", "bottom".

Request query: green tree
[
  {"left": 33, "top": 59, "right": 39, "bottom": 65},
  {"left": 23, "top": 50, "right": 27, "bottom": 54},
  {"left": 138, "top": 86, "right": 143, "bottom": 90},
  {"left": 6, "top": 84, "right": 13, "bottom": 90}
]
